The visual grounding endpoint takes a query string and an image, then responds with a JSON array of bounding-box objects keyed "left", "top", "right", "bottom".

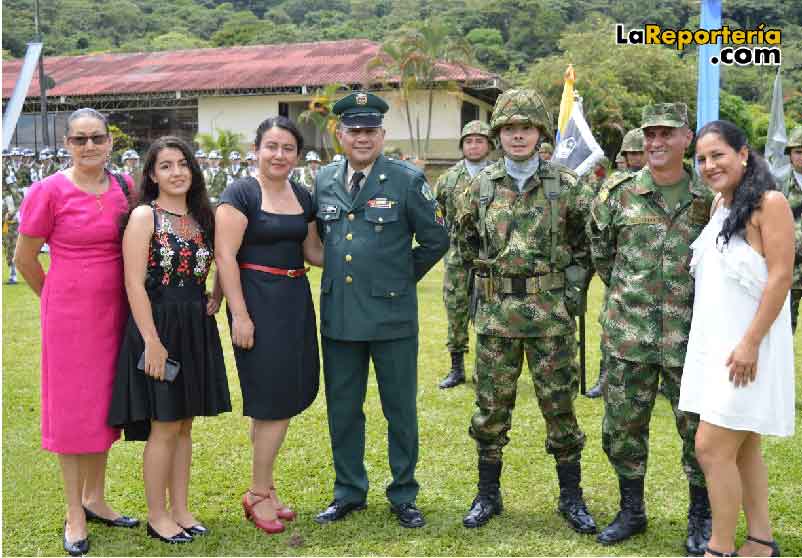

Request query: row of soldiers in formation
[{"left": 429, "top": 87, "right": 802, "bottom": 555}]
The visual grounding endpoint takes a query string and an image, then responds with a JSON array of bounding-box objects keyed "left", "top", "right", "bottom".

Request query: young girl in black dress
[{"left": 108, "top": 136, "right": 231, "bottom": 544}]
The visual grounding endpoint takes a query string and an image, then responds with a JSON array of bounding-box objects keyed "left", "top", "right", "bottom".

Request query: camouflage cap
[
  {"left": 620, "top": 128, "right": 645, "bottom": 152},
  {"left": 459, "top": 120, "right": 492, "bottom": 148},
  {"left": 490, "top": 88, "right": 552, "bottom": 137},
  {"left": 538, "top": 142, "right": 554, "bottom": 154},
  {"left": 641, "top": 102, "right": 689, "bottom": 129},
  {"left": 785, "top": 126, "right": 802, "bottom": 153}
]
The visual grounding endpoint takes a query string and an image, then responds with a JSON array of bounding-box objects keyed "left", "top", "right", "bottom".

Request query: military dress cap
[
  {"left": 490, "top": 88, "right": 552, "bottom": 137},
  {"left": 207, "top": 150, "right": 222, "bottom": 160},
  {"left": 620, "top": 128, "right": 645, "bottom": 152},
  {"left": 305, "top": 150, "right": 322, "bottom": 162},
  {"left": 245, "top": 151, "right": 257, "bottom": 161},
  {"left": 333, "top": 91, "right": 389, "bottom": 128},
  {"left": 538, "top": 142, "right": 554, "bottom": 154},
  {"left": 641, "top": 102, "right": 689, "bottom": 129},
  {"left": 785, "top": 126, "right": 802, "bottom": 153},
  {"left": 229, "top": 150, "right": 241, "bottom": 161}
]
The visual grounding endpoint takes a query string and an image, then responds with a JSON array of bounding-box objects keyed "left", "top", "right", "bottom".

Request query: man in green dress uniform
[{"left": 312, "top": 91, "right": 449, "bottom": 528}]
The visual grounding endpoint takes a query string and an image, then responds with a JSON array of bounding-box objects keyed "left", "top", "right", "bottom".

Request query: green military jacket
[
  {"left": 3, "top": 166, "right": 23, "bottom": 224},
  {"left": 433, "top": 159, "right": 472, "bottom": 267},
  {"left": 294, "top": 167, "right": 317, "bottom": 194},
  {"left": 314, "top": 154, "right": 449, "bottom": 341},
  {"left": 204, "top": 168, "right": 228, "bottom": 200},
  {"left": 588, "top": 166, "right": 714, "bottom": 368},
  {"left": 455, "top": 158, "right": 594, "bottom": 338},
  {"left": 784, "top": 172, "right": 802, "bottom": 289}
]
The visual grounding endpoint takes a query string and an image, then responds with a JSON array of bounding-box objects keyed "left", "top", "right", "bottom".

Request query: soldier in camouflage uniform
[
  {"left": 293, "top": 151, "right": 322, "bottom": 194},
  {"left": 57, "top": 148, "right": 72, "bottom": 170},
  {"left": 203, "top": 150, "right": 227, "bottom": 202},
  {"left": 588, "top": 103, "right": 712, "bottom": 554},
  {"left": 245, "top": 151, "right": 258, "bottom": 178},
  {"left": 434, "top": 120, "right": 494, "bottom": 388},
  {"left": 3, "top": 157, "right": 23, "bottom": 284},
  {"left": 195, "top": 149, "right": 208, "bottom": 172},
  {"left": 121, "top": 149, "right": 142, "bottom": 186},
  {"left": 538, "top": 141, "right": 554, "bottom": 161},
  {"left": 455, "top": 89, "right": 597, "bottom": 533},
  {"left": 783, "top": 126, "right": 802, "bottom": 332},
  {"left": 37, "top": 148, "right": 58, "bottom": 180},
  {"left": 226, "top": 150, "right": 247, "bottom": 188},
  {"left": 586, "top": 127, "right": 646, "bottom": 400}
]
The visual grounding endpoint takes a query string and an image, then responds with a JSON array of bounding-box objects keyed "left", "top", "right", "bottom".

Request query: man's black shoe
[
  {"left": 314, "top": 500, "right": 367, "bottom": 524},
  {"left": 462, "top": 493, "right": 503, "bottom": 528},
  {"left": 439, "top": 352, "right": 466, "bottom": 389},
  {"left": 686, "top": 484, "right": 712, "bottom": 556},
  {"left": 597, "top": 477, "right": 648, "bottom": 545},
  {"left": 390, "top": 502, "right": 425, "bottom": 528},
  {"left": 556, "top": 463, "right": 597, "bottom": 534}
]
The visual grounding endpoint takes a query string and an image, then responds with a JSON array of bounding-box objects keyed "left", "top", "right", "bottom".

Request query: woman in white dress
[{"left": 681, "top": 120, "right": 795, "bottom": 557}]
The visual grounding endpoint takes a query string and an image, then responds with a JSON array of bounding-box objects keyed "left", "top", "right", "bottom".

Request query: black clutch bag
[{"left": 137, "top": 352, "right": 181, "bottom": 382}]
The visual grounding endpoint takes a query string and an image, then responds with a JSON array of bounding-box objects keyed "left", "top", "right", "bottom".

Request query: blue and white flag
[
  {"left": 553, "top": 65, "right": 605, "bottom": 177},
  {"left": 765, "top": 67, "right": 790, "bottom": 183},
  {"left": 696, "top": 0, "right": 721, "bottom": 131}
]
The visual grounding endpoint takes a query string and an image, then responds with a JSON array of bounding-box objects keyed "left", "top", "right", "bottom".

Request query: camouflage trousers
[
  {"left": 602, "top": 355, "right": 705, "bottom": 486},
  {"left": 3, "top": 221, "right": 18, "bottom": 265},
  {"left": 470, "top": 334, "right": 585, "bottom": 464},
  {"left": 791, "top": 289, "right": 802, "bottom": 333},
  {"left": 442, "top": 257, "right": 472, "bottom": 353}
]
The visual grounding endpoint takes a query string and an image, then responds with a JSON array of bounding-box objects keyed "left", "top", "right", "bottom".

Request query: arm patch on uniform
[{"left": 421, "top": 182, "right": 435, "bottom": 201}]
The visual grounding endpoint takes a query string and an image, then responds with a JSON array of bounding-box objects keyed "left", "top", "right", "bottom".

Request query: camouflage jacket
[
  {"left": 293, "top": 167, "right": 317, "bottom": 194},
  {"left": 433, "top": 159, "right": 471, "bottom": 267},
  {"left": 588, "top": 166, "right": 714, "bottom": 367},
  {"left": 785, "top": 172, "right": 802, "bottom": 289},
  {"left": 2, "top": 168, "right": 23, "bottom": 223},
  {"left": 455, "top": 159, "right": 594, "bottom": 338},
  {"left": 204, "top": 168, "right": 228, "bottom": 200}
]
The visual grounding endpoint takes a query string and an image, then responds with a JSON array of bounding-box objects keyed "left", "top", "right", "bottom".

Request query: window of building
[
  {"left": 279, "top": 102, "right": 289, "bottom": 118},
  {"left": 461, "top": 101, "right": 479, "bottom": 128}
]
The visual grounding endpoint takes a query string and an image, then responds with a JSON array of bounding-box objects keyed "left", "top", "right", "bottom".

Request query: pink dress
[{"left": 20, "top": 172, "right": 131, "bottom": 454}]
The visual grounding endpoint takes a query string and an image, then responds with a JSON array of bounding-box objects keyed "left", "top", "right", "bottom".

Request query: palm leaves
[
  {"left": 194, "top": 128, "right": 245, "bottom": 161},
  {"left": 297, "top": 82, "right": 348, "bottom": 160}
]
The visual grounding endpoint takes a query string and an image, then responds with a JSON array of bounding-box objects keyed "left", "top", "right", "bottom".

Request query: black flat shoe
[
  {"left": 390, "top": 502, "right": 426, "bottom": 528},
  {"left": 146, "top": 523, "right": 193, "bottom": 544},
  {"left": 63, "top": 522, "right": 90, "bottom": 557},
  {"left": 83, "top": 506, "right": 140, "bottom": 528},
  {"left": 314, "top": 500, "right": 367, "bottom": 524},
  {"left": 181, "top": 524, "right": 209, "bottom": 537}
]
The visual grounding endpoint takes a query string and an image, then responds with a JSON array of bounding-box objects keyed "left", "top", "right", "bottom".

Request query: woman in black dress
[
  {"left": 215, "top": 116, "right": 323, "bottom": 534},
  {"left": 108, "top": 136, "right": 231, "bottom": 544}
]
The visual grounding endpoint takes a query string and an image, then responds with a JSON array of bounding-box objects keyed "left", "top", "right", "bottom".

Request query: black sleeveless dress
[
  {"left": 219, "top": 178, "right": 319, "bottom": 420},
  {"left": 108, "top": 203, "right": 232, "bottom": 440}
]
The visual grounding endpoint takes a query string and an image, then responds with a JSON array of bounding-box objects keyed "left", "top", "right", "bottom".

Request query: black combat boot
[
  {"left": 585, "top": 366, "right": 607, "bottom": 399},
  {"left": 686, "top": 484, "right": 712, "bottom": 556},
  {"left": 439, "top": 351, "right": 466, "bottom": 389},
  {"left": 597, "top": 477, "right": 648, "bottom": 545},
  {"left": 463, "top": 461, "right": 503, "bottom": 528},
  {"left": 556, "top": 462, "right": 597, "bottom": 533}
]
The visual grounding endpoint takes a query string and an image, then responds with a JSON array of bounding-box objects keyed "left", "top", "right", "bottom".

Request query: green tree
[
  {"left": 150, "top": 31, "right": 211, "bottom": 51},
  {"left": 194, "top": 128, "right": 245, "bottom": 161},
  {"left": 298, "top": 83, "right": 348, "bottom": 159}
]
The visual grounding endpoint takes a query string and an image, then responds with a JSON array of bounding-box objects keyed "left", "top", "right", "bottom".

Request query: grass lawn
[{"left": 3, "top": 258, "right": 801, "bottom": 556}]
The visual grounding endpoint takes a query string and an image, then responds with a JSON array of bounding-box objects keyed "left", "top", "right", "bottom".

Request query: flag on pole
[
  {"left": 765, "top": 67, "right": 790, "bottom": 185},
  {"left": 553, "top": 65, "right": 605, "bottom": 177},
  {"left": 696, "top": 0, "right": 721, "bottom": 131}
]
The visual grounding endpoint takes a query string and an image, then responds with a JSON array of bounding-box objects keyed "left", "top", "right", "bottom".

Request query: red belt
[{"left": 239, "top": 263, "right": 309, "bottom": 278}]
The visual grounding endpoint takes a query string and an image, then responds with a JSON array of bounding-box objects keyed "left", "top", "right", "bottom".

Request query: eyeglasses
[{"left": 66, "top": 134, "right": 110, "bottom": 146}]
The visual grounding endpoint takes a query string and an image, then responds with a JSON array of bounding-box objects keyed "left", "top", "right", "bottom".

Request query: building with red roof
[{"left": 3, "top": 39, "right": 503, "bottom": 162}]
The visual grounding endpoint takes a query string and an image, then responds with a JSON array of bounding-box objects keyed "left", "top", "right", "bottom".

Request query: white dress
[{"left": 680, "top": 206, "right": 795, "bottom": 436}]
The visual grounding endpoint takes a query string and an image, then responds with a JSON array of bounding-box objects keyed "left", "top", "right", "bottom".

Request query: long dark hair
[
  {"left": 254, "top": 116, "right": 304, "bottom": 153},
  {"left": 121, "top": 136, "right": 214, "bottom": 241},
  {"left": 696, "top": 120, "right": 777, "bottom": 248}
]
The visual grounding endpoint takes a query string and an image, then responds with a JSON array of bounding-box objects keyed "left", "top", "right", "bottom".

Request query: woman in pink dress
[{"left": 15, "top": 108, "right": 139, "bottom": 557}]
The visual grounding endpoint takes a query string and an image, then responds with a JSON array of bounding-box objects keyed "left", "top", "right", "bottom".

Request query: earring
[{"left": 742, "top": 160, "right": 747, "bottom": 167}]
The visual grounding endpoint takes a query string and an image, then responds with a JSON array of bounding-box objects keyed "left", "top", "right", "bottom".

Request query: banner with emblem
[{"left": 552, "top": 65, "right": 605, "bottom": 178}]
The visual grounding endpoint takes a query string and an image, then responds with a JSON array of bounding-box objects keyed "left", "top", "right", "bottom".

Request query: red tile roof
[{"left": 2, "top": 39, "right": 497, "bottom": 99}]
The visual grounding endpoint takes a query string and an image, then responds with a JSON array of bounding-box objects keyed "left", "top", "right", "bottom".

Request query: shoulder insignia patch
[{"left": 421, "top": 182, "right": 435, "bottom": 201}]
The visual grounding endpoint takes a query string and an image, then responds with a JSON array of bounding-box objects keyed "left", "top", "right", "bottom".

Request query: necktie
[{"left": 350, "top": 171, "right": 365, "bottom": 200}]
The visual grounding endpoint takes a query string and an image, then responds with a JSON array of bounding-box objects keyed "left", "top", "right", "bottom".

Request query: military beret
[
  {"left": 333, "top": 91, "right": 388, "bottom": 129},
  {"left": 641, "top": 103, "right": 689, "bottom": 129}
]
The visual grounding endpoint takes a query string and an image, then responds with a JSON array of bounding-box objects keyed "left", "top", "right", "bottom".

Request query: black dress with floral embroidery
[{"left": 108, "top": 203, "right": 231, "bottom": 440}]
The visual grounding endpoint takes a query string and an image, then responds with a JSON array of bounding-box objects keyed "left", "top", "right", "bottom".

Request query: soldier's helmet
[
  {"left": 23, "top": 148, "right": 35, "bottom": 158},
  {"left": 195, "top": 149, "right": 207, "bottom": 159},
  {"left": 122, "top": 149, "right": 140, "bottom": 161},
  {"left": 305, "top": 151, "right": 322, "bottom": 163},
  {"left": 57, "top": 148, "right": 70, "bottom": 158},
  {"left": 332, "top": 154, "right": 344, "bottom": 163},
  {"left": 538, "top": 142, "right": 554, "bottom": 154},
  {"left": 785, "top": 126, "right": 802, "bottom": 154},
  {"left": 459, "top": 120, "right": 493, "bottom": 149},
  {"left": 2, "top": 148, "right": 9, "bottom": 157},
  {"left": 229, "top": 150, "right": 242, "bottom": 161},
  {"left": 207, "top": 150, "right": 222, "bottom": 160},
  {"left": 489, "top": 88, "right": 553, "bottom": 138},
  {"left": 620, "top": 128, "right": 645, "bottom": 153},
  {"left": 245, "top": 151, "right": 257, "bottom": 161},
  {"left": 39, "top": 148, "right": 54, "bottom": 160},
  {"left": 11, "top": 147, "right": 22, "bottom": 157}
]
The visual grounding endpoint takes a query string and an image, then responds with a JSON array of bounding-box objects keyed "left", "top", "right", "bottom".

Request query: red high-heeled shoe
[
  {"left": 270, "top": 486, "right": 296, "bottom": 521},
  {"left": 242, "top": 489, "right": 285, "bottom": 534}
]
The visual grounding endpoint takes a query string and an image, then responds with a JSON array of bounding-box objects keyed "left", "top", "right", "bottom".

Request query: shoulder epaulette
[{"left": 598, "top": 172, "right": 633, "bottom": 204}]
